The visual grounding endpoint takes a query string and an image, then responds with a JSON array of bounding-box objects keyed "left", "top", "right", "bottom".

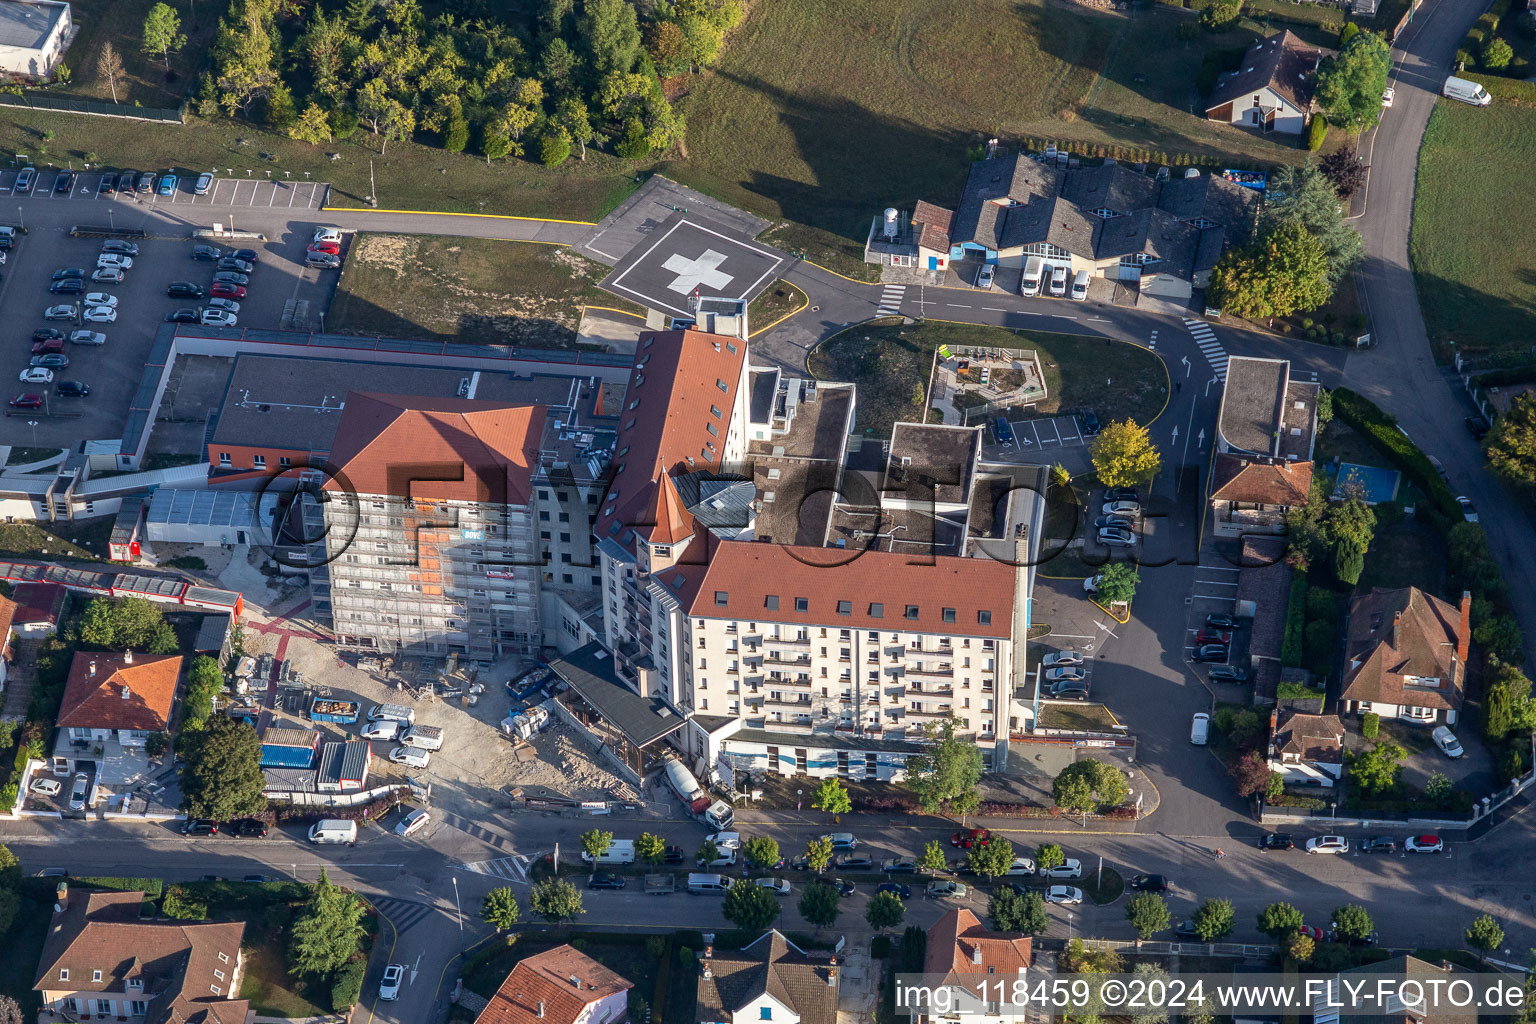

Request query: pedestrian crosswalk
[
  {"left": 1183, "top": 318, "right": 1229, "bottom": 381},
  {"left": 369, "top": 896, "right": 436, "bottom": 932},
  {"left": 876, "top": 284, "right": 906, "bottom": 317},
  {"left": 463, "top": 855, "right": 530, "bottom": 883}
]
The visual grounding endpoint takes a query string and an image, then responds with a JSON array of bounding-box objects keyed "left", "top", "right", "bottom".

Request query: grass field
[
  {"left": 1359, "top": 519, "right": 1445, "bottom": 594},
  {"left": 56, "top": 0, "right": 218, "bottom": 110},
  {"left": 0, "top": 518, "right": 113, "bottom": 561},
  {"left": 809, "top": 320, "right": 1167, "bottom": 439},
  {"left": 326, "top": 234, "right": 644, "bottom": 347},
  {"left": 1411, "top": 99, "right": 1536, "bottom": 364},
  {"left": 748, "top": 279, "right": 807, "bottom": 333}
]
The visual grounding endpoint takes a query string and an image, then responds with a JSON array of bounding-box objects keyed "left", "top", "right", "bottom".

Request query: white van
[
  {"left": 1190, "top": 712, "right": 1210, "bottom": 746},
  {"left": 389, "top": 745, "right": 431, "bottom": 768},
  {"left": 1070, "top": 270, "right": 1091, "bottom": 301},
  {"left": 369, "top": 703, "right": 415, "bottom": 725},
  {"left": 1048, "top": 265, "right": 1069, "bottom": 297},
  {"left": 581, "top": 839, "right": 637, "bottom": 865},
  {"left": 687, "top": 872, "right": 731, "bottom": 893},
  {"left": 400, "top": 725, "right": 443, "bottom": 751},
  {"left": 308, "top": 819, "right": 358, "bottom": 844},
  {"left": 1021, "top": 255, "right": 1045, "bottom": 296},
  {"left": 1442, "top": 75, "right": 1491, "bottom": 106}
]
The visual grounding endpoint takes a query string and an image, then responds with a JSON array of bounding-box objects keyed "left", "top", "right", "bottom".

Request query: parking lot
[
  {"left": 0, "top": 168, "right": 328, "bottom": 210},
  {"left": 1010, "top": 414, "right": 1090, "bottom": 450},
  {"left": 1, "top": 203, "right": 345, "bottom": 448}
]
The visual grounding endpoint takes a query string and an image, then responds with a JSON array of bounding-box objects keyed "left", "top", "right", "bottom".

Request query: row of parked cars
[
  {"left": 1259, "top": 832, "right": 1446, "bottom": 855},
  {"left": 15, "top": 167, "right": 215, "bottom": 198}
]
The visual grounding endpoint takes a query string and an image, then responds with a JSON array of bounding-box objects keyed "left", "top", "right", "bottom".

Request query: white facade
[
  {"left": 1348, "top": 700, "right": 1456, "bottom": 727},
  {"left": 1217, "top": 87, "right": 1308, "bottom": 134},
  {"left": 0, "top": 0, "right": 71, "bottom": 78}
]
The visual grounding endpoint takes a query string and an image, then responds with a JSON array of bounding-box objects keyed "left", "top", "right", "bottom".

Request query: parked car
[
  {"left": 1193, "top": 629, "right": 1232, "bottom": 646},
  {"left": 49, "top": 279, "right": 84, "bottom": 294},
  {"left": 90, "top": 268, "right": 125, "bottom": 284},
  {"left": 200, "top": 308, "right": 238, "bottom": 327},
  {"left": 217, "top": 257, "right": 254, "bottom": 273},
  {"left": 14, "top": 167, "right": 34, "bottom": 193},
  {"left": 227, "top": 817, "right": 268, "bottom": 837},
  {"left": 167, "top": 282, "right": 205, "bottom": 298},
  {"left": 157, "top": 173, "right": 179, "bottom": 196},
  {"left": 30, "top": 354, "right": 69, "bottom": 368},
  {"left": 1455, "top": 496, "right": 1478, "bottom": 523},
  {"left": 210, "top": 282, "right": 247, "bottom": 300},
  {"left": 1048, "top": 681, "right": 1090, "bottom": 700},
  {"left": 834, "top": 854, "right": 875, "bottom": 870},
  {"left": 379, "top": 964, "right": 403, "bottom": 1001},
  {"left": 1191, "top": 644, "right": 1228, "bottom": 663},
  {"left": 1381, "top": 87, "right": 1395, "bottom": 108},
  {"left": 32, "top": 338, "right": 63, "bottom": 355},
  {"left": 1095, "top": 514, "right": 1135, "bottom": 531},
  {"left": 54, "top": 172, "right": 75, "bottom": 193},
  {"left": 951, "top": 828, "right": 990, "bottom": 848},
  {"left": 165, "top": 308, "right": 201, "bottom": 323},
  {"left": 822, "top": 832, "right": 857, "bottom": 849},
  {"left": 1045, "top": 886, "right": 1084, "bottom": 905},
  {"left": 976, "top": 263, "right": 995, "bottom": 289},
  {"left": 395, "top": 807, "right": 431, "bottom": 837},
  {"left": 1360, "top": 836, "right": 1397, "bottom": 854},
  {"left": 55, "top": 379, "right": 90, "bottom": 398},
  {"left": 136, "top": 172, "right": 156, "bottom": 193},
  {"left": 1042, "top": 651, "right": 1083, "bottom": 668},
  {"left": 195, "top": 172, "right": 215, "bottom": 195},
  {"left": 1205, "top": 612, "right": 1241, "bottom": 630},
  {"left": 1040, "top": 859, "right": 1083, "bottom": 879},
  {"left": 230, "top": 248, "right": 260, "bottom": 263},
  {"left": 755, "top": 877, "right": 792, "bottom": 895},
  {"left": 96, "top": 253, "right": 134, "bottom": 270},
  {"left": 1079, "top": 410, "right": 1101, "bottom": 435},
  {"left": 191, "top": 244, "right": 223, "bottom": 261},
  {"left": 102, "top": 240, "right": 140, "bottom": 256},
  {"left": 1097, "top": 527, "right": 1137, "bottom": 547},
  {"left": 1101, "top": 500, "right": 1141, "bottom": 516},
  {"left": 31, "top": 776, "right": 62, "bottom": 796},
  {"left": 83, "top": 292, "right": 117, "bottom": 308},
  {"left": 1048, "top": 264, "right": 1069, "bottom": 296},
  {"left": 1044, "top": 666, "right": 1085, "bottom": 683},
  {"left": 832, "top": 878, "right": 857, "bottom": 897},
  {"left": 926, "top": 880, "right": 968, "bottom": 899},
  {"left": 117, "top": 172, "right": 136, "bottom": 193},
  {"left": 308, "top": 241, "right": 342, "bottom": 257},
  {"left": 1130, "top": 874, "right": 1169, "bottom": 892},
  {"left": 1431, "top": 726, "right": 1464, "bottom": 759},
  {"left": 314, "top": 227, "right": 345, "bottom": 244},
  {"left": 883, "top": 858, "right": 917, "bottom": 874},
  {"left": 1208, "top": 665, "right": 1248, "bottom": 682},
  {"left": 1175, "top": 919, "right": 1203, "bottom": 940},
  {"left": 33, "top": 328, "right": 65, "bottom": 342},
  {"left": 82, "top": 306, "right": 117, "bottom": 323},
  {"left": 1003, "top": 857, "right": 1036, "bottom": 876},
  {"left": 662, "top": 846, "right": 686, "bottom": 865},
  {"left": 1306, "top": 835, "right": 1351, "bottom": 855},
  {"left": 213, "top": 271, "right": 249, "bottom": 286},
  {"left": 305, "top": 252, "right": 342, "bottom": 269},
  {"left": 181, "top": 818, "right": 218, "bottom": 836},
  {"left": 1083, "top": 575, "right": 1102, "bottom": 594},
  {"left": 388, "top": 745, "right": 430, "bottom": 767},
  {"left": 1297, "top": 924, "right": 1326, "bottom": 942},
  {"left": 8, "top": 393, "right": 43, "bottom": 409},
  {"left": 1406, "top": 835, "right": 1444, "bottom": 854},
  {"left": 1330, "top": 926, "right": 1379, "bottom": 947},
  {"left": 1465, "top": 416, "right": 1489, "bottom": 441},
  {"left": 53, "top": 268, "right": 86, "bottom": 281},
  {"left": 1106, "top": 487, "right": 1138, "bottom": 502},
  {"left": 875, "top": 882, "right": 912, "bottom": 899}
]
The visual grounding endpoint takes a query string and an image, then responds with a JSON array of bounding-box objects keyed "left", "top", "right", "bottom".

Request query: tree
[
  {"left": 1287, "top": 932, "right": 1316, "bottom": 963},
  {"left": 647, "top": 19, "right": 691, "bottom": 75},
  {"left": 967, "top": 837, "right": 1016, "bottom": 879},
  {"left": 918, "top": 840, "right": 948, "bottom": 875},
  {"left": 1265, "top": 164, "right": 1365, "bottom": 286},
  {"left": 482, "top": 123, "right": 515, "bottom": 164},
  {"left": 989, "top": 886, "right": 1049, "bottom": 934},
  {"left": 481, "top": 887, "right": 522, "bottom": 931},
  {"left": 1090, "top": 419, "right": 1161, "bottom": 488},
  {"left": 1209, "top": 222, "right": 1333, "bottom": 319},
  {"left": 530, "top": 878, "right": 585, "bottom": 922},
  {"left": 1331, "top": 904, "right": 1374, "bottom": 942},
  {"left": 803, "top": 836, "right": 834, "bottom": 873},
  {"left": 1257, "top": 901, "right": 1305, "bottom": 940},
  {"left": 1233, "top": 750, "right": 1282, "bottom": 800},
  {"left": 0, "top": 842, "right": 20, "bottom": 888},
  {"left": 540, "top": 128, "right": 572, "bottom": 167},
  {"left": 1482, "top": 37, "right": 1514, "bottom": 70},
  {"left": 1035, "top": 843, "right": 1066, "bottom": 873},
  {"left": 743, "top": 836, "right": 781, "bottom": 870},
  {"left": 1316, "top": 31, "right": 1391, "bottom": 130},
  {"left": 143, "top": 3, "right": 186, "bottom": 69},
  {"left": 1127, "top": 892, "right": 1171, "bottom": 939},
  {"left": 1424, "top": 770, "right": 1454, "bottom": 809},
  {"left": 612, "top": 115, "right": 651, "bottom": 159},
  {"left": 811, "top": 777, "right": 852, "bottom": 818},
  {"left": 798, "top": 880, "right": 840, "bottom": 931},
  {"left": 580, "top": 0, "right": 642, "bottom": 77},
  {"left": 1130, "top": 964, "right": 1171, "bottom": 1024},
  {"left": 1465, "top": 914, "right": 1504, "bottom": 959},
  {"left": 1486, "top": 393, "right": 1536, "bottom": 489},
  {"left": 0, "top": 994, "right": 23, "bottom": 1024},
  {"left": 1327, "top": 492, "right": 1376, "bottom": 565},
  {"left": 179, "top": 717, "right": 266, "bottom": 820},
  {"left": 904, "top": 718, "right": 984, "bottom": 817},
  {"left": 289, "top": 870, "right": 366, "bottom": 975},
  {"left": 78, "top": 597, "right": 178, "bottom": 653},
  {"left": 1484, "top": 664, "right": 1536, "bottom": 741},
  {"left": 1095, "top": 563, "right": 1139, "bottom": 606},
  {"left": 580, "top": 828, "right": 613, "bottom": 861},
  {"left": 1348, "top": 740, "right": 1406, "bottom": 796},
  {"left": 541, "top": 37, "right": 580, "bottom": 92},
  {"left": 1192, "top": 898, "right": 1235, "bottom": 941},
  {"left": 264, "top": 81, "right": 297, "bottom": 129},
  {"left": 866, "top": 890, "right": 905, "bottom": 931},
  {"left": 697, "top": 838, "right": 721, "bottom": 866},
  {"left": 636, "top": 832, "right": 666, "bottom": 865},
  {"left": 182, "top": 655, "right": 224, "bottom": 731},
  {"left": 1475, "top": 615, "right": 1524, "bottom": 664},
  {"left": 96, "top": 41, "right": 125, "bottom": 104},
  {"left": 1052, "top": 759, "right": 1129, "bottom": 814},
  {"left": 555, "top": 97, "right": 594, "bottom": 159},
  {"left": 378, "top": 98, "right": 416, "bottom": 155},
  {"left": 289, "top": 102, "right": 333, "bottom": 145},
  {"left": 722, "top": 878, "right": 780, "bottom": 931},
  {"left": 1319, "top": 145, "right": 1368, "bottom": 201}
]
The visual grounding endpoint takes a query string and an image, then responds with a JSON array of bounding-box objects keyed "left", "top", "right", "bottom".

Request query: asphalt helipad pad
[{"left": 599, "top": 212, "right": 790, "bottom": 317}]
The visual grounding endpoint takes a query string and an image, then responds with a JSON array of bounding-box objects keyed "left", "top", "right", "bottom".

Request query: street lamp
[
  {"left": 1068, "top": 911, "right": 1074, "bottom": 942},
  {"left": 451, "top": 876, "right": 463, "bottom": 933},
  {"left": 16, "top": 205, "right": 22, "bottom": 231},
  {"left": 27, "top": 420, "right": 38, "bottom": 447}
]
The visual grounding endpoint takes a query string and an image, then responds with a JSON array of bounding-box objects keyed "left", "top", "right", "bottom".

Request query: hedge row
[
  {"left": 1280, "top": 570, "right": 1308, "bottom": 667},
  {"left": 73, "top": 876, "right": 165, "bottom": 899},
  {"left": 0, "top": 724, "right": 48, "bottom": 814},
  {"left": 1330, "top": 388, "right": 1461, "bottom": 520},
  {"left": 1462, "top": 71, "right": 1536, "bottom": 103},
  {"left": 1470, "top": 363, "right": 1536, "bottom": 390}
]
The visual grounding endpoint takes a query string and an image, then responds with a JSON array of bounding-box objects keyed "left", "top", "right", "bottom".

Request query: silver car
[
  {"left": 1042, "top": 651, "right": 1083, "bottom": 668},
  {"left": 69, "top": 773, "right": 89, "bottom": 811},
  {"left": 1098, "top": 527, "right": 1137, "bottom": 546},
  {"left": 378, "top": 963, "right": 404, "bottom": 1001}
]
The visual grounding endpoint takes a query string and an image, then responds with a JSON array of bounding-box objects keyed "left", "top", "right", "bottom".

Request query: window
[
  {"left": 98, "top": 1001, "right": 112, "bottom": 1016},
  {"left": 561, "top": 532, "right": 571, "bottom": 542},
  {"left": 764, "top": 595, "right": 780, "bottom": 610},
  {"left": 837, "top": 600, "right": 852, "bottom": 616},
  {"left": 707, "top": 422, "right": 719, "bottom": 437},
  {"left": 559, "top": 512, "right": 570, "bottom": 522},
  {"left": 905, "top": 605, "right": 920, "bottom": 620},
  {"left": 214, "top": 969, "right": 226, "bottom": 981},
  {"left": 130, "top": 1001, "right": 148, "bottom": 1016},
  {"left": 715, "top": 591, "right": 729, "bottom": 607},
  {"left": 978, "top": 611, "right": 992, "bottom": 626},
  {"left": 540, "top": 531, "right": 551, "bottom": 540},
  {"left": 710, "top": 404, "right": 723, "bottom": 418},
  {"left": 59, "top": 969, "right": 68, "bottom": 981},
  {"left": 539, "top": 511, "right": 550, "bottom": 521},
  {"left": 279, "top": 456, "right": 292, "bottom": 467},
  {"left": 942, "top": 607, "right": 956, "bottom": 624},
  {"left": 761, "top": 1008, "right": 773, "bottom": 1020},
  {"left": 716, "top": 378, "right": 729, "bottom": 393},
  {"left": 868, "top": 602, "right": 883, "bottom": 618},
  {"left": 92, "top": 970, "right": 103, "bottom": 982},
  {"left": 217, "top": 452, "right": 231, "bottom": 467},
  {"left": 210, "top": 986, "right": 221, "bottom": 996}
]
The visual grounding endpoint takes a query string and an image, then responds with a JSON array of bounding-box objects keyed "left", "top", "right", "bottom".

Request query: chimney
[
  {"left": 1457, "top": 591, "right": 1472, "bottom": 665},
  {"left": 1392, "top": 611, "right": 1401, "bottom": 652},
  {"left": 972, "top": 943, "right": 983, "bottom": 965},
  {"left": 704, "top": 944, "right": 713, "bottom": 960},
  {"left": 569, "top": 975, "right": 581, "bottom": 989},
  {"left": 123, "top": 649, "right": 134, "bottom": 664},
  {"left": 89, "top": 661, "right": 97, "bottom": 678},
  {"left": 122, "top": 686, "right": 131, "bottom": 701},
  {"left": 828, "top": 956, "right": 839, "bottom": 987},
  {"left": 537, "top": 1000, "right": 545, "bottom": 1019},
  {"left": 55, "top": 881, "right": 68, "bottom": 912}
]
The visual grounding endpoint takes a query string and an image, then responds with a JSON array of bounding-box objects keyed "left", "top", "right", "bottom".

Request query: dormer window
[
  {"left": 59, "top": 969, "right": 68, "bottom": 981},
  {"left": 92, "top": 970, "right": 103, "bottom": 982},
  {"left": 1090, "top": 207, "right": 1117, "bottom": 219}
]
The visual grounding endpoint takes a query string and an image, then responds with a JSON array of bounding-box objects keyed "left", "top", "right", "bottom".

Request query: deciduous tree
[
  {"left": 79, "top": 597, "right": 179, "bottom": 653},
  {"left": 1035, "top": 843, "right": 1066, "bottom": 872},
  {"left": 1486, "top": 393, "right": 1536, "bottom": 489},
  {"left": 1192, "top": 898, "right": 1235, "bottom": 941},
  {"left": 1265, "top": 164, "right": 1365, "bottom": 285},
  {"left": 580, "top": 0, "right": 642, "bottom": 76},
  {"left": 798, "top": 880, "right": 840, "bottom": 931},
  {"left": 1209, "top": 221, "right": 1332, "bottom": 318},
  {"left": 1127, "top": 892, "right": 1171, "bottom": 938},
  {"left": 1096, "top": 563, "right": 1139, "bottom": 606},
  {"left": 580, "top": 828, "right": 613, "bottom": 860},
  {"left": 1287, "top": 932, "right": 1315, "bottom": 963},
  {"left": 967, "top": 837, "right": 1016, "bottom": 879},
  {"left": 481, "top": 887, "right": 522, "bottom": 931},
  {"left": 555, "top": 97, "right": 594, "bottom": 159},
  {"left": 1090, "top": 419, "right": 1161, "bottom": 488},
  {"left": 743, "top": 836, "right": 781, "bottom": 870},
  {"left": 803, "top": 836, "right": 834, "bottom": 873},
  {"left": 1319, "top": 145, "right": 1368, "bottom": 201},
  {"left": 1233, "top": 751, "right": 1283, "bottom": 800},
  {"left": 811, "top": 777, "right": 852, "bottom": 818},
  {"left": 1052, "top": 759, "right": 1129, "bottom": 814},
  {"left": 180, "top": 717, "right": 266, "bottom": 820},
  {"left": 1348, "top": 740, "right": 1406, "bottom": 796},
  {"left": 96, "top": 41, "right": 125, "bottom": 103},
  {"left": 1316, "top": 31, "right": 1391, "bottom": 131},
  {"left": 288, "top": 870, "right": 366, "bottom": 975},
  {"left": 1257, "top": 901, "right": 1304, "bottom": 940},
  {"left": 866, "top": 890, "right": 905, "bottom": 931},
  {"left": 0, "top": 994, "right": 23, "bottom": 1024},
  {"left": 288, "top": 102, "right": 334, "bottom": 145},
  {"left": 636, "top": 832, "right": 666, "bottom": 865},
  {"left": 723, "top": 878, "right": 780, "bottom": 931},
  {"left": 918, "top": 840, "right": 948, "bottom": 874},
  {"left": 182, "top": 655, "right": 224, "bottom": 731},
  {"left": 989, "top": 886, "right": 1049, "bottom": 934},
  {"left": 1331, "top": 904, "right": 1374, "bottom": 942},
  {"left": 143, "top": 3, "right": 187, "bottom": 69},
  {"left": 905, "top": 718, "right": 984, "bottom": 818},
  {"left": 1483, "top": 663, "right": 1536, "bottom": 741},
  {"left": 1465, "top": 914, "right": 1504, "bottom": 959},
  {"left": 530, "top": 878, "right": 585, "bottom": 922}
]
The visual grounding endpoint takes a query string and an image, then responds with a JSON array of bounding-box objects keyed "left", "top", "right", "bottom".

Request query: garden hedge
[
  {"left": 1330, "top": 388, "right": 1461, "bottom": 519},
  {"left": 1281, "top": 571, "right": 1308, "bottom": 667}
]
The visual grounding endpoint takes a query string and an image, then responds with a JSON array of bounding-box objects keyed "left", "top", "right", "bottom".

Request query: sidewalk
[{"left": 732, "top": 804, "right": 1151, "bottom": 834}]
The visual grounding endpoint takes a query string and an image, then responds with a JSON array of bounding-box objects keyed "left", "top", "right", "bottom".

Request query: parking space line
[
  {"left": 287, "top": 186, "right": 297, "bottom": 207},
  {"left": 1198, "top": 564, "right": 1240, "bottom": 573},
  {"left": 1046, "top": 418, "right": 1062, "bottom": 445},
  {"left": 1195, "top": 579, "right": 1239, "bottom": 587},
  {"left": 268, "top": 184, "right": 277, "bottom": 207}
]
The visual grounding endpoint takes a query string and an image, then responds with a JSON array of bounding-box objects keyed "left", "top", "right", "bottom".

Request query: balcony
[
  {"left": 907, "top": 705, "right": 953, "bottom": 719},
  {"left": 764, "top": 694, "right": 812, "bottom": 708},
  {"left": 765, "top": 633, "right": 810, "bottom": 648},
  {"left": 909, "top": 682, "right": 954, "bottom": 697},
  {"left": 907, "top": 664, "right": 954, "bottom": 678},
  {"left": 764, "top": 652, "right": 811, "bottom": 668}
]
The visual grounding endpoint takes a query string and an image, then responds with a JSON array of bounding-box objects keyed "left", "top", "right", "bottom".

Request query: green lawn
[
  {"left": 56, "top": 0, "right": 219, "bottom": 110},
  {"left": 0, "top": 518, "right": 114, "bottom": 561},
  {"left": 809, "top": 321, "right": 1166, "bottom": 439},
  {"left": 1358, "top": 520, "right": 1445, "bottom": 594},
  {"left": 326, "top": 234, "right": 644, "bottom": 348},
  {"left": 1411, "top": 98, "right": 1536, "bottom": 363},
  {"left": 748, "top": 279, "right": 807, "bottom": 334}
]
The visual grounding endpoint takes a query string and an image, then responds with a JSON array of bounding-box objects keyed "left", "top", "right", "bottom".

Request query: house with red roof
[
  {"left": 474, "top": 943, "right": 631, "bottom": 1024},
  {"left": 920, "top": 908, "right": 1034, "bottom": 1021},
  {"left": 1339, "top": 588, "right": 1471, "bottom": 726},
  {"left": 56, "top": 650, "right": 183, "bottom": 747}
]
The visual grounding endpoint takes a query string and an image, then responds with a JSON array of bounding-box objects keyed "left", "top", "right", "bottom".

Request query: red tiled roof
[
  {"left": 690, "top": 542, "right": 1015, "bottom": 638},
  {"left": 1340, "top": 587, "right": 1468, "bottom": 711},
  {"left": 322, "top": 393, "right": 546, "bottom": 506},
  {"left": 924, "top": 908, "right": 1032, "bottom": 981},
  {"left": 648, "top": 470, "right": 696, "bottom": 546},
  {"left": 473, "top": 944, "right": 632, "bottom": 1024},
  {"left": 11, "top": 581, "right": 65, "bottom": 624},
  {"left": 596, "top": 329, "right": 748, "bottom": 550},
  {"left": 1210, "top": 454, "right": 1313, "bottom": 506},
  {"left": 913, "top": 201, "right": 955, "bottom": 252},
  {"left": 57, "top": 652, "right": 182, "bottom": 732}
]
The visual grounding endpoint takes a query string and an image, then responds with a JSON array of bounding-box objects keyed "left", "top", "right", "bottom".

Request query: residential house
[
  {"left": 1211, "top": 356, "right": 1318, "bottom": 537},
  {"left": 1315, "top": 955, "right": 1478, "bottom": 1024},
  {"left": 1339, "top": 588, "right": 1470, "bottom": 726},
  {"left": 34, "top": 885, "right": 248, "bottom": 1024},
  {"left": 1204, "top": 31, "right": 1323, "bottom": 134},
  {"left": 0, "top": 0, "right": 73, "bottom": 79},
  {"left": 694, "top": 930, "right": 839, "bottom": 1024},
  {"left": 0, "top": 592, "right": 14, "bottom": 692},
  {"left": 473, "top": 943, "right": 631, "bottom": 1024},
  {"left": 865, "top": 201, "right": 955, "bottom": 271},
  {"left": 919, "top": 908, "right": 1033, "bottom": 1023},
  {"left": 940, "top": 153, "right": 1259, "bottom": 306},
  {"left": 56, "top": 650, "right": 183, "bottom": 750},
  {"left": 10, "top": 580, "right": 66, "bottom": 637},
  {"left": 1267, "top": 708, "right": 1345, "bottom": 787}
]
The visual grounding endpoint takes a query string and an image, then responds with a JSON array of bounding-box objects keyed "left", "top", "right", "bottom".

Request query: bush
[
  {"left": 162, "top": 886, "right": 209, "bottom": 920},
  {"left": 540, "top": 129, "right": 572, "bottom": 167},
  {"left": 1177, "top": 20, "right": 1201, "bottom": 40},
  {"left": 1362, "top": 712, "right": 1380, "bottom": 740},
  {"left": 331, "top": 958, "right": 366, "bottom": 1012},
  {"left": 1482, "top": 38, "right": 1514, "bottom": 70},
  {"left": 1281, "top": 572, "right": 1308, "bottom": 668},
  {"left": 871, "top": 935, "right": 893, "bottom": 958},
  {"left": 74, "top": 876, "right": 165, "bottom": 898},
  {"left": 1306, "top": 116, "right": 1328, "bottom": 151}
]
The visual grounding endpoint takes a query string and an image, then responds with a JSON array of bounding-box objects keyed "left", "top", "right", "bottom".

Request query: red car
[
  {"left": 32, "top": 338, "right": 64, "bottom": 355},
  {"left": 1194, "top": 629, "right": 1232, "bottom": 646},
  {"left": 1298, "top": 925, "right": 1326, "bottom": 941},
  {"left": 308, "top": 240, "right": 341, "bottom": 255},
  {"left": 210, "top": 282, "right": 247, "bottom": 300},
  {"left": 9, "top": 393, "right": 43, "bottom": 408},
  {"left": 950, "top": 828, "right": 990, "bottom": 848}
]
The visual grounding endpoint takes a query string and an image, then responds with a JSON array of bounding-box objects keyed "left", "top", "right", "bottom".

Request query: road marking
[
  {"left": 1051, "top": 314, "right": 1077, "bottom": 319},
  {"left": 982, "top": 306, "right": 1006, "bottom": 312},
  {"left": 947, "top": 303, "right": 972, "bottom": 308},
  {"left": 1183, "top": 318, "right": 1229, "bottom": 381},
  {"left": 1198, "top": 563, "right": 1240, "bottom": 573},
  {"left": 463, "top": 855, "right": 530, "bottom": 883},
  {"left": 1086, "top": 316, "right": 1112, "bottom": 321},
  {"left": 876, "top": 283, "right": 906, "bottom": 316}
]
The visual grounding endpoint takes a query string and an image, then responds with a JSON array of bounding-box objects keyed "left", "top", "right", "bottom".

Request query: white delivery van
[
  {"left": 369, "top": 703, "right": 415, "bottom": 725},
  {"left": 400, "top": 725, "right": 443, "bottom": 750},
  {"left": 1021, "top": 255, "right": 1045, "bottom": 296},
  {"left": 1070, "top": 270, "right": 1091, "bottom": 301},
  {"left": 1048, "top": 265, "right": 1069, "bottom": 297},
  {"left": 1442, "top": 76, "right": 1491, "bottom": 106},
  {"left": 581, "top": 839, "right": 637, "bottom": 865},
  {"left": 1190, "top": 712, "right": 1210, "bottom": 746},
  {"left": 308, "top": 819, "right": 358, "bottom": 844},
  {"left": 687, "top": 872, "right": 731, "bottom": 893}
]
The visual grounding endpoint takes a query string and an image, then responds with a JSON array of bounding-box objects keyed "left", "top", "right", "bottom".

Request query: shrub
[
  {"left": 1362, "top": 712, "right": 1379, "bottom": 740},
  {"left": 331, "top": 958, "right": 366, "bottom": 1012},
  {"left": 1307, "top": 117, "right": 1328, "bottom": 151},
  {"left": 540, "top": 129, "right": 572, "bottom": 167},
  {"left": 1481, "top": 38, "right": 1513, "bottom": 70},
  {"left": 328, "top": 105, "right": 360, "bottom": 141},
  {"left": 1177, "top": 20, "right": 1201, "bottom": 40},
  {"left": 1463, "top": 27, "right": 1486, "bottom": 49},
  {"left": 871, "top": 934, "right": 893, "bottom": 958},
  {"left": 1302, "top": 318, "right": 1314, "bottom": 329},
  {"left": 1280, "top": 572, "right": 1308, "bottom": 667},
  {"left": 162, "top": 886, "right": 209, "bottom": 920}
]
